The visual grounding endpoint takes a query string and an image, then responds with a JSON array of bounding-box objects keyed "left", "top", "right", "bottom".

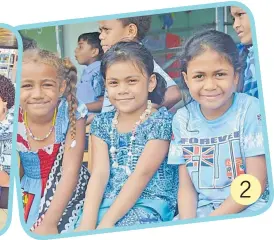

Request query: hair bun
[{"left": 63, "top": 57, "right": 77, "bottom": 73}]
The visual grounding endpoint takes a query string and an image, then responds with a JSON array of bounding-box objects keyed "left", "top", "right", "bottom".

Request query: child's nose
[
  {"left": 233, "top": 17, "right": 240, "bottom": 29},
  {"left": 99, "top": 32, "right": 104, "bottom": 40},
  {"left": 204, "top": 78, "right": 217, "bottom": 90},
  {"left": 118, "top": 83, "right": 128, "bottom": 94},
  {"left": 32, "top": 87, "right": 43, "bottom": 98}
]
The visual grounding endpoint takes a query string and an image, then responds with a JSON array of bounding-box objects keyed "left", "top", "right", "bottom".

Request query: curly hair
[
  {"left": 118, "top": 16, "right": 152, "bottom": 41},
  {"left": 22, "top": 48, "right": 78, "bottom": 140},
  {"left": 0, "top": 75, "right": 15, "bottom": 109}
]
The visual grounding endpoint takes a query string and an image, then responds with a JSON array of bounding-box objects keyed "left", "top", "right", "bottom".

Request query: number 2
[{"left": 240, "top": 180, "right": 251, "bottom": 198}]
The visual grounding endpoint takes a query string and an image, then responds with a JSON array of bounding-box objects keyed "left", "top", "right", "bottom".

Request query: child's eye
[
  {"left": 193, "top": 74, "right": 204, "bottom": 80},
  {"left": 216, "top": 72, "right": 227, "bottom": 78},
  {"left": 108, "top": 81, "right": 118, "bottom": 86},
  {"left": 43, "top": 83, "right": 54, "bottom": 87},
  {"left": 128, "top": 79, "right": 138, "bottom": 84},
  {"left": 21, "top": 84, "right": 32, "bottom": 88},
  {"left": 239, "top": 12, "right": 246, "bottom": 17}
]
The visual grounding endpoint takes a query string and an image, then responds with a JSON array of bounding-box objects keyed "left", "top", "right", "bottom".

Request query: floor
[{"left": 0, "top": 208, "right": 8, "bottom": 230}]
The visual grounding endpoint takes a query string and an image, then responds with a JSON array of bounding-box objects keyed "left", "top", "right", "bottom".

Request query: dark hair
[
  {"left": 101, "top": 41, "right": 167, "bottom": 105},
  {"left": 118, "top": 16, "right": 152, "bottom": 41},
  {"left": 20, "top": 34, "right": 37, "bottom": 51},
  {"left": 0, "top": 75, "right": 15, "bottom": 109},
  {"left": 78, "top": 32, "right": 103, "bottom": 60},
  {"left": 180, "top": 29, "right": 242, "bottom": 132},
  {"left": 181, "top": 29, "right": 242, "bottom": 97}
]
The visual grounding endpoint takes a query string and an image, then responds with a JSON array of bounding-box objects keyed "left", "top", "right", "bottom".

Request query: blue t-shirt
[
  {"left": 168, "top": 93, "right": 265, "bottom": 207},
  {"left": 76, "top": 61, "right": 105, "bottom": 113}
]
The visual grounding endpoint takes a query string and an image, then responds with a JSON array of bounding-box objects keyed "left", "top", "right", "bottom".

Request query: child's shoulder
[
  {"left": 153, "top": 107, "right": 173, "bottom": 122},
  {"left": 93, "top": 111, "right": 115, "bottom": 124},
  {"left": 58, "top": 98, "right": 88, "bottom": 120},
  {"left": 173, "top": 100, "right": 197, "bottom": 119},
  {"left": 235, "top": 92, "right": 260, "bottom": 109}
]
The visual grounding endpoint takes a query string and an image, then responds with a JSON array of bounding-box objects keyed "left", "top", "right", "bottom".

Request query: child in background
[
  {"left": 230, "top": 6, "right": 258, "bottom": 98},
  {"left": 98, "top": 16, "right": 182, "bottom": 112},
  {"left": 76, "top": 41, "right": 178, "bottom": 231},
  {"left": 75, "top": 32, "right": 105, "bottom": 124},
  {"left": 168, "top": 30, "right": 268, "bottom": 219},
  {"left": 18, "top": 49, "right": 90, "bottom": 235},
  {"left": 11, "top": 34, "right": 38, "bottom": 83},
  {"left": 0, "top": 75, "right": 15, "bottom": 209}
]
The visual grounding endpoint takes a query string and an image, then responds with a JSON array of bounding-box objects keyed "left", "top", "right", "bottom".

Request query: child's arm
[
  {"left": 178, "top": 165, "right": 197, "bottom": 219},
  {"left": 162, "top": 85, "right": 182, "bottom": 109},
  {"left": 76, "top": 135, "right": 110, "bottom": 231},
  {"left": 85, "top": 72, "right": 105, "bottom": 113},
  {"left": 210, "top": 155, "right": 267, "bottom": 216},
  {"left": 0, "top": 171, "right": 9, "bottom": 187},
  {"left": 85, "top": 96, "right": 104, "bottom": 113},
  {"left": 97, "top": 139, "right": 170, "bottom": 228},
  {"left": 34, "top": 118, "right": 86, "bottom": 234},
  {"left": 153, "top": 61, "right": 182, "bottom": 109}
]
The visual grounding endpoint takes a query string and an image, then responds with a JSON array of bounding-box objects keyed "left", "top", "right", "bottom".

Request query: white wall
[{"left": 63, "top": 21, "right": 99, "bottom": 80}]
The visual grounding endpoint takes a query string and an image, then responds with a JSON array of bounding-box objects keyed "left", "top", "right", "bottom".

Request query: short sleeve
[
  {"left": 167, "top": 111, "right": 186, "bottom": 165},
  {"left": 92, "top": 72, "right": 105, "bottom": 99},
  {"left": 153, "top": 60, "right": 177, "bottom": 88},
  {"left": 147, "top": 113, "right": 172, "bottom": 141},
  {"left": 90, "top": 113, "right": 111, "bottom": 143},
  {"left": 75, "top": 101, "right": 88, "bottom": 120},
  {"left": 56, "top": 99, "right": 88, "bottom": 142},
  {"left": 242, "top": 98, "right": 264, "bottom": 158}
]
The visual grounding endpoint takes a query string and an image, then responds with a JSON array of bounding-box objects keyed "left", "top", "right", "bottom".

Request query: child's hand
[{"left": 32, "top": 222, "right": 58, "bottom": 236}]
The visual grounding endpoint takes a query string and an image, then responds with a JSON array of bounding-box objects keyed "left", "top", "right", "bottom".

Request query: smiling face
[
  {"left": 183, "top": 49, "right": 239, "bottom": 119},
  {"left": 20, "top": 62, "right": 66, "bottom": 119},
  {"left": 230, "top": 6, "right": 252, "bottom": 45},
  {"left": 105, "top": 60, "right": 156, "bottom": 115}
]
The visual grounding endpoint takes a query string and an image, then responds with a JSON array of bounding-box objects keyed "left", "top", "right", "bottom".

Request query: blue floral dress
[{"left": 80, "top": 107, "right": 178, "bottom": 227}]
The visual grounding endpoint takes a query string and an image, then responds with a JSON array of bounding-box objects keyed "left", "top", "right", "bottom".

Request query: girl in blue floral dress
[{"left": 76, "top": 41, "right": 178, "bottom": 231}]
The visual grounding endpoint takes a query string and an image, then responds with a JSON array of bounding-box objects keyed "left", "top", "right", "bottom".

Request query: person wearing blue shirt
[
  {"left": 230, "top": 6, "right": 258, "bottom": 98},
  {"left": 75, "top": 32, "right": 105, "bottom": 124}
]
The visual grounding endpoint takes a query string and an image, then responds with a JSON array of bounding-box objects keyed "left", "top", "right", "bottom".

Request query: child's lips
[
  {"left": 29, "top": 102, "right": 50, "bottom": 107},
  {"left": 116, "top": 98, "right": 134, "bottom": 103},
  {"left": 201, "top": 94, "right": 222, "bottom": 100},
  {"left": 237, "top": 31, "right": 244, "bottom": 37}
]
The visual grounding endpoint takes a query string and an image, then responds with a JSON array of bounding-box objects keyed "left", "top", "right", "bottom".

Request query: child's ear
[
  {"left": 92, "top": 48, "right": 99, "bottom": 58},
  {"left": 148, "top": 74, "right": 157, "bottom": 93},
  {"left": 182, "top": 72, "right": 189, "bottom": 88},
  {"left": 234, "top": 72, "right": 240, "bottom": 87},
  {"left": 128, "top": 23, "right": 138, "bottom": 40}
]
